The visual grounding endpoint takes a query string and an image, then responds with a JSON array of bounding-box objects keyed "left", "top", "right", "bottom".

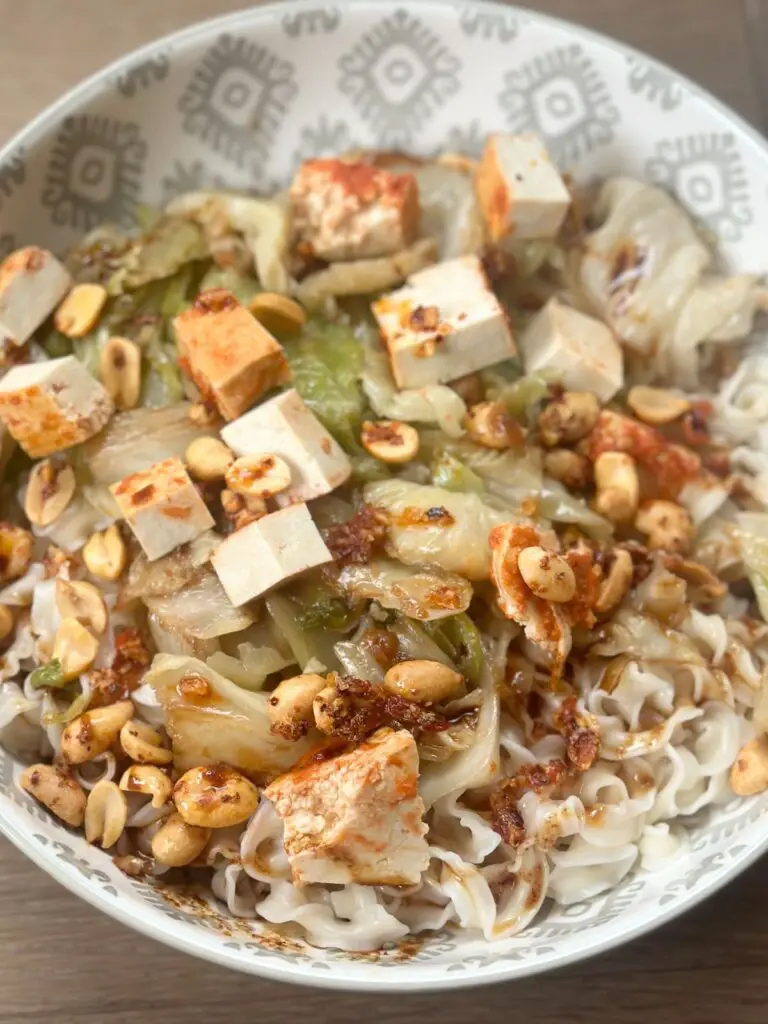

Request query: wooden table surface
[{"left": 1, "top": 1, "right": 767, "bottom": 1020}]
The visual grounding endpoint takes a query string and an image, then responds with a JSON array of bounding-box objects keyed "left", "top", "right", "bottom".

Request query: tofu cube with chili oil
[
  {"left": 0, "top": 246, "right": 72, "bottom": 347},
  {"left": 173, "top": 289, "right": 290, "bottom": 421},
  {"left": 475, "top": 133, "right": 571, "bottom": 242},
  {"left": 220, "top": 388, "right": 352, "bottom": 507},
  {"left": 520, "top": 297, "right": 623, "bottom": 402},
  {"left": 265, "top": 727, "right": 430, "bottom": 886},
  {"left": 0, "top": 355, "right": 114, "bottom": 458},
  {"left": 290, "top": 158, "right": 420, "bottom": 262},
  {"left": 371, "top": 254, "right": 516, "bottom": 389},
  {"left": 110, "top": 456, "right": 215, "bottom": 561},
  {"left": 211, "top": 502, "right": 332, "bottom": 606}
]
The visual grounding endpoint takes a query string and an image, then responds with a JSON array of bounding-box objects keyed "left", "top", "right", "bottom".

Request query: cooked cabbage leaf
[
  {"left": 339, "top": 558, "right": 473, "bottom": 621},
  {"left": 364, "top": 479, "right": 512, "bottom": 580},
  {"left": 147, "top": 654, "right": 313, "bottom": 777},
  {"left": 736, "top": 512, "right": 768, "bottom": 621}
]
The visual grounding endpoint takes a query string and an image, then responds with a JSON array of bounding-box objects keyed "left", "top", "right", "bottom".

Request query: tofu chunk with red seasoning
[
  {"left": 174, "top": 289, "right": 290, "bottom": 421},
  {"left": 0, "top": 246, "right": 72, "bottom": 347},
  {"left": 110, "top": 456, "right": 214, "bottom": 561},
  {"left": 476, "top": 133, "right": 571, "bottom": 242},
  {"left": 220, "top": 389, "right": 351, "bottom": 507},
  {"left": 290, "top": 159, "right": 420, "bottom": 262},
  {"left": 0, "top": 355, "right": 113, "bottom": 458},
  {"left": 265, "top": 727, "right": 430, "bottom": 886},
  {"left": 211, "top": 502, "right": 332, "bottom": 606},
  {"left": 521, "top": 298, "right": 623, "bottom": 402},
  {"left": 372, "top": 254, "right": 516, "bottom": 389}
]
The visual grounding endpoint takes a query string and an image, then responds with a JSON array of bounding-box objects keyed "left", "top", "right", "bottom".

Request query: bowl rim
[{"left": 1, "top": 0, "right": 768, "bottom": 992}]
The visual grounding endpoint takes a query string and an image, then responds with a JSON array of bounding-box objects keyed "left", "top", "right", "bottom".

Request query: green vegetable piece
[
  {"left": 29, "top": 658, "right": 66, "bottom": 690},
  {"left": 495, "top": 372, "right": 552, "bottom": 423},
  {"left": 115, "top": 216, "right": 208, "bottom": 292},
  {"left": 42, "top": 330, "right": 74, "bottom": 359},
  {"left": 422, "top": 613, "right": 484, "bottom": 685},
  {"left": 198, "top": 266, "right": 262, "bottom": 307},
  {"left": 283, "top": 319, "right": 367, "bottom": 452},
  {"left": 281, "top": 573, "right": 361, "bottom": 632},
  {"left": 40, "top": 683, "right": 91, "bottom": 725},
  {"left": 431, "top": 451, "right": 485, "bottom": 494}
]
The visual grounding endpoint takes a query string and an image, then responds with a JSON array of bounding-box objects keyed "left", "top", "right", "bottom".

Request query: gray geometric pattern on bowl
[{"left": 0, "top": 0, "right": 767, "bottom": 991}]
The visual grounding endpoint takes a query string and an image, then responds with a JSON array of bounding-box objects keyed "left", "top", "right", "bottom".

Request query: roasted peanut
[
  {"left": 24, "top": 459, "right": 75, "bottom": 527},
  {"left": 120, "top": 719, "right": 173, "bottom": 765},
  {"left": 119, "top": 764, "right": 173, "bottom": 808},
  {"left": 85, "top": 779, "right": 128, "bottom": 848},
  {"left": 61, "top": 700, "right": 134, "bottom": 765},
  {"left": 151, "top": 813, "right": 211, "bottom": 867},
  {"left": 267, "top": 673, "right": 327, "bottom": 740},
  {"left": 729, "top": 736, "right": 768, "bottom": 796},
  {"left": 595, "top": 549, "right": 634, "bottom": 615},
  {"left": 0, "top": 522, "right": 33, "bottom": 582},
  {"left": 594, "top": 452, "right": 640, "bottom": 524},
  {"left": 543, "top": 448, "right": 592, "bottom": 490},
  {"left": 627, "top": 386, "right": 691, "bottom": 426},
  {"left": 635, "top": 500, "right": 694, "bottom": 554},
  {"left": 225, "top": 453, "right": 292, "bottom": 498},
  {"left": 249, "top": 292, "right": 306, "bottom": 334},
  {"left": 383, "top": 659, "right": 465, "bottom": 704},
  {"left": 55, "top": 579, "right": 108, "bottom": 635},
  {"left": 361, "top": 420, "right": 420, "bottom": 464},
  {"left": 464, "top": 401, "right": 523, "bottom": 450},
  {"left": 53, "top": 618, "right": 99, "bottom": 681},
  {"left": 220, "top": 489, "right": 267, "bottom": 531},
  {"left": 54, "top": 283, "right": 107, "bottom": 338},
  {"left": 313, "top": 683, "right": 352, "bottom": 734},
  {"left": 99, "top": 337, "right": 142, "bottom": 410},
  {"left": 187, "top": 402, "right": 221, "bottom": 429},
  {"left": 185, "top": 437, "right": 234, "bottom": 482},
  {"left": 173, "top": 764, "right": 259, "bottom": 828},
  {"left": 83, "top": 525, "right": 126, "bottom": 581},
  {"left": 0, "top": 604, "right": 14, "bottom": 643},
  {"left": 19, "top": 763, "right": 87, "bottom": 827},
  {"left": 518, "top": 546, "right": 576, "bottom": 603},
  {"left": 538, "top": 391, "right": 600, "bottom": 447}
]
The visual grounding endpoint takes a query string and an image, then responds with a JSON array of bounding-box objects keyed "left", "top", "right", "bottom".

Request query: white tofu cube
[
  {"left": 0, "top": 355, "right": 113, "bottom": 458},
  {"left": 211, "top": 503, "right": 332, "bottom": 606},
  {"left": 265, "top": 727, "right": 429, "bottom": 886},
  {"left": 0, "top": 247, "right": 72, "bottom": 347},
  {"left": 110, "top": 456, "right": 215, "bottom": 561},
  {"left": 174, "top": 289, "right": 291, "bottom": 421},
  {"left": 220, "top": 389, "right": 352, "bottom": 507},
  {"left": 475, "top": 133, "right": 571, "bottom": 242},
  {"left": 371, "top": 254, "right": 516, "bottom": 389},
  {"left": 520, "top": 298, "right": 624, "bottom": 402},
  {"left": 290, "top": 159, "right": 420, "bottom": 262}
]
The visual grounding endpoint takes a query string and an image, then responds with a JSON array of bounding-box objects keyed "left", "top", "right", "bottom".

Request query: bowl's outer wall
[{"left": 0, "top": 0, "right": 767, "bottom": 991}]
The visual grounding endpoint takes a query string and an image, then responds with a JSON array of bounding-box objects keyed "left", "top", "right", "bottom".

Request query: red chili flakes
[
  {"left": 324, "top": 504, "right": 389, "bottom": 566},
  {"left": 585, "top": 410, "right": 701, "bottom": 498},
  {"left": 193, "top": 288, "right": 239, "bottom": 314},
  {"left": 553, "top": 696, "right": 601, "bottom": 771}
]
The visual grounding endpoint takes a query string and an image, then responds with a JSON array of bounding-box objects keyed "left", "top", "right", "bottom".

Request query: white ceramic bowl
[{"left": 1, "top": 0, "right": 767, "bottom": 992}]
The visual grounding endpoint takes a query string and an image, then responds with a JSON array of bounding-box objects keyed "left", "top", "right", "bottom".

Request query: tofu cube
[
  {"left": 220, "top": 389, "right": 352, "bottom": 507},
  {"left": 211, "top": 502, "right": 332, "bottom": 606},
  {"left": 372, "top": 254, "right": 516, "bottom": 389},
  {"left": 174, "top": 289, "right": 290, "bottom": 421},
  {"left": 0, "top": 355, "right": 113, "bottom": 458},
  {"left": 0, "top": 246, "right": 72, "bottom": 347},
  {"left": 520, "top": 297, "right": 624, "bottom": 402},
  {"left": 265, "top": 727, "right": 430, "bottom": 886},
  {"left": 475, "top": 133, "right": 571, "bottom": 242},
  {"left": 110, "top": 456, "right": 215, "bottom": 561},
  {"left": 290, "top": 159, "right": 420, "bottom": 261}
]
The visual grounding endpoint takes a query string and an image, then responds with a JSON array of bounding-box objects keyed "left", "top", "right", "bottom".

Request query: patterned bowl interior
[{"left": 1, "top": 0, "right": 767, "bottom": 991}]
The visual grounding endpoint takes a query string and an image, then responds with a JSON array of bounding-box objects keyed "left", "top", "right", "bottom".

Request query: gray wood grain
[{"left": 0, "top": 1, "right": 766, "bottom": 1020}]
